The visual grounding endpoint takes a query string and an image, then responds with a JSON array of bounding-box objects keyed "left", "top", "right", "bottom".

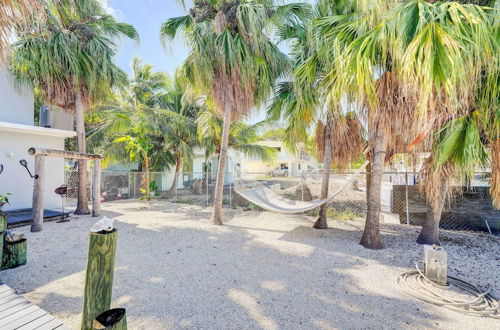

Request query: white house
[
  {"left": 0, "top": 69, "right": 75, "bottom": 212},
  {"left": 191, "top": 140, "right": 322, "bottom": 182}
]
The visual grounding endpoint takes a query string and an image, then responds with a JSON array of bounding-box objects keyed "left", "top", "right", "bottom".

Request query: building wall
[
  {"left": 0, "top": 131, "right": 65, "bottom": 211},
  {"left": 0, "top": 69, "right": 34, "bottom": 125}
]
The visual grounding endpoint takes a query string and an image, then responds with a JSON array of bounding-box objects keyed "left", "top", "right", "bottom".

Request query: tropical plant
[
  {"left": 158, "top": 72, "right": 200, "bottom": 198},
  {"left": 10, "top": 0, "right": 138, "bottom": 216},
  {"left": 161, "top": 0, "right": 307, "bottom": 225},
  {"left": 0, "top": 193, "right": 12, "bottom": 209},
  {"left": 116, "top": 135, "right": 155, "bottom": 200},
  {"left": 197, "top": 109, "right": 278, "bottom": 163},
  {"left": 311, "top": 0, "right": 498, "bottom": 249},
  {"left": 269, "top": 0, "right": 363, "bottom": 229}
]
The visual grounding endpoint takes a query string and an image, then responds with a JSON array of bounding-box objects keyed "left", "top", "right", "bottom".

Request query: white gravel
[{"left": 1, "top": 199, "right": 499, "bottom": 329}]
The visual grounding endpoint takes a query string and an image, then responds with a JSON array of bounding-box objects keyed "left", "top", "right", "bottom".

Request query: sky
[{"left": 104, "top": 0, "right": 190, "bottom": 76}]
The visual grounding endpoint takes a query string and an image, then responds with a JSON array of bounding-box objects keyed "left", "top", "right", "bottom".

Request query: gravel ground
[{"left": 1, "top": 199, "right": 499, "bottom": 329}]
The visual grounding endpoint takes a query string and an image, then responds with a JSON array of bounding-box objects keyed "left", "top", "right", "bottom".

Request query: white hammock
[{"left": 234, "top": 161, "right": 368, "bottom": 214}]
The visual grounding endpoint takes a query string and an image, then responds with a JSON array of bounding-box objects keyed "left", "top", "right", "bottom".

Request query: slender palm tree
[
  {"left": 269, "top": 0, "right": 363, "bottom": 229},
  {"left": 10, "top": 0, "right": 138, "bottom": 216},
  {"left": 161, "top": 0, "right": 307, "bottom": 225},
  {"left": 312, "top": 0, "right": 498, "bottom": 249},
  {"left": 159, "top": 72, "right": 200, "bottom": 198}
]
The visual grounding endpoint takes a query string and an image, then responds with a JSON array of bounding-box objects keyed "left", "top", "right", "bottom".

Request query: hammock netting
[{"left": 233, "top": 161, "right": 368, "bottom": 214}]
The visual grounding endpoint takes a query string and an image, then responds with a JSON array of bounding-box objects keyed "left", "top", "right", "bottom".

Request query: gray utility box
[{"left": 424, "top": 244, "right": 448, "bottom": 285}]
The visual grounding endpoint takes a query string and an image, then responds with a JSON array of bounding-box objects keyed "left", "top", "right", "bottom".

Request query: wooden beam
[
  {"left": 31, "top": 155, "right": 45, "bottom": 232},
  {"left": 92, "top": 159, "right": 102, "bottom": 217},
  {"left": 28, "top": 148, "right": 102, "bottom": 160}
]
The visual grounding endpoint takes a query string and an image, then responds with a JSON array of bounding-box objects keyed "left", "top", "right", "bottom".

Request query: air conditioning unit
[{"left": 39, "top": 106, "right": 74, "bottom": 131}]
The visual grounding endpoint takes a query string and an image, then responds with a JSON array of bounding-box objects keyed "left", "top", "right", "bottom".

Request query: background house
[
  {"left": 0, "top": 69, "right": 75, "bottom": 212},
  {"left": 191, "top": 140, "right": 322, "bottom": 182}
]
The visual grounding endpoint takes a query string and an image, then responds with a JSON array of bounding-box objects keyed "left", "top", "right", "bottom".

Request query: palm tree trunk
[
  {"left": 313, "top": 114, "right": 333, "bottom": 229},
  {"left": 360, "top": 123, "right": 387, "bottom": 249},
  {"left": 417, "top": 179, "right": 448, "bottom": 245},
  {"left": 165, "top": 152, "right": 181, "bottom": 198},
  {"left": 211, "top": 106, "right": 232, "bottom": 225},
  {"left": 75, "top": 92, "right": 90, "bottom": 215}
]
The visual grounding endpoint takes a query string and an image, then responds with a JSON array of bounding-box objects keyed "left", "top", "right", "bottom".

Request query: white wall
[
  {"left": 0, "top": 131, "right": 65, "bottom": 211},
  {"left": 0, "top": 69, "right": 34, "bottom": 125}
]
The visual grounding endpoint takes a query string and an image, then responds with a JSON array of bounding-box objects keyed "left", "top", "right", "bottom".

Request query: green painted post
[
  {"left": 0, "top": 213, "right": 6, "bottom": 264},
  {"left": 1, "top": 239, "right": 27, "bottom": 270},
  {"left": 93, "top": 308, "right": 127, "bottom": 330},
  {"left": 81, "top": 229, "right": 117, "bottom": 330}
]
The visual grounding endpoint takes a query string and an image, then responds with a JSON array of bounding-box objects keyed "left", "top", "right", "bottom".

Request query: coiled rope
[{"left": 396, "top": 264, "right": 499, "bottom": 318}]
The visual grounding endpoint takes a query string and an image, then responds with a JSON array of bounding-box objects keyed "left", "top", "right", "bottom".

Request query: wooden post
[
  {"left": 93, "top": 308, "right": 127, "bottom": 330},
  {"left": 1, "top": 239, "right": 27, "bottom": 270},
  {"left": 93, "top": 159, "right": 102, "bottom": 217},
  {"left": 0, "top": 213, "right": 6, "bottom": 264},
  {"left": 31, "top": 155, "right": 45, "bottom": 232},
  {"left": 81, "top": 229, "right": 117, "bottom": 330}
]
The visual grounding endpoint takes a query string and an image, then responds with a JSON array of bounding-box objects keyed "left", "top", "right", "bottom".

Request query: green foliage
[
  {"left": 160, "top": 0, "right": 304, "bottom": 119},
  {"left": 196, "top": 109, "right": 278, "bottom": 162},
  {"left": 10, "top": 0, "right": 138, "bottom": 109},
  {"left": 0, "top": 193, "right": 12, "bottom": 205}
]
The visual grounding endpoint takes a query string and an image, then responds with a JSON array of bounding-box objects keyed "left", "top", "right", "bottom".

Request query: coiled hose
[{"left": 396, "top": 264, "right": 499, "bottom": 318}]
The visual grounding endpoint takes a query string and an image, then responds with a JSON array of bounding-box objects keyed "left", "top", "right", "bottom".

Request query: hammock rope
[{"left": 233, "top": 161, "right": 368, "bottom": 214}]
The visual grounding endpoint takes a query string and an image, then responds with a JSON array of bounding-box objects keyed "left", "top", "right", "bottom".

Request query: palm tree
[
  {"left": 10, "top": 0, "right": 138, "bottom": 216},
  {"left": 159, "top": 72, "right": 200, "bottom": 198},
  {"left": 161, "top": 0, "right": 308, "bottom": 225},
  {"left": 197, "top": 109, "right": 277, "bottom": 163},
  {"left": 417, "top": 111, "right": 489, "bottom": 244},
  {"left": 312, "top": 0, "right": 498, "bottom": 249},
  {"left": 270, "top": 0, "right": 363, "bottom": 229}
]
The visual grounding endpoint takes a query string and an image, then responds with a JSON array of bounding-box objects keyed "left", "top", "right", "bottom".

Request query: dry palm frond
[
  {"left": 212, "top": 65, "right": 254, "bottom": 121},
  {"left": 419, "top": 157, "right": 456, "bottom": 210},
  {"left": 315, "top": 112, "right": 364, "bottom": 170},
  {"left": 315, "top": 120, "right": 325, "bottom": 161},
  {"left": 330, "top": 113, "right": 364, "bottom": 170},
  {"left": 491, "top": 139, "right": 500, "bottom": 208},
  {"left": 0, "top": 0, "right": 44, "bottom": 65}
]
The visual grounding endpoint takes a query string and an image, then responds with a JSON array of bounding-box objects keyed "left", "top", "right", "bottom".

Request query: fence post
[
  {"left": 229, "top": 173, "right": 232, "bottom": 207},
  {"left": 405, "top": 171, "right": 410, "bottom": 225}
]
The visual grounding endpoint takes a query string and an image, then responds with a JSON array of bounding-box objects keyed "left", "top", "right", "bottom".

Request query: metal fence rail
[{"left": 65, "top": 170, "right": 498, "bottom": 236}]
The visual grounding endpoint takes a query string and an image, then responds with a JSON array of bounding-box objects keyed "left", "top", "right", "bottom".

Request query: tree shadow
[{"left": 1, "top": 202, "right": 491, "bottom": 329}]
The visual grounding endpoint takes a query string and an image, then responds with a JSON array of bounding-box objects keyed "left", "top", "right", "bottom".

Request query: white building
[
  {"left": 191, "top": 140, "right": 322, "bottom": 182},
  {"left": 0, "top": 69, "right": 75, "bottom": 212}
]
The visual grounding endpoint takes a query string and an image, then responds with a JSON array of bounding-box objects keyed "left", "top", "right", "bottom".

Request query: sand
[{"left": 1, "top": 199, "right": 498, "bottom": 329}]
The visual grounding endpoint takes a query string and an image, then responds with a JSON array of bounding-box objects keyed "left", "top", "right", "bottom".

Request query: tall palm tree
[
  {"left": 270, "top": 0, "right": 363, "bottom": 229},
  {"left": 161, "top": 0, "right": 307, "bottom": 225},
  {"left": 311, "top": 0, "right": 497, "bottom": 249},
  {"left": 159, "top": 72, "right": 200, "bottom": 198},
  {"left": 10, "top": 0, "right": 138, "bottom": 216}
]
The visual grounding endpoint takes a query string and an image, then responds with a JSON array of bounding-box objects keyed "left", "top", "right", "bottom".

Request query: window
[
  {"left": 298, "top": 164, "right": 301, "bottom": 170},
  {"left": 280, "top": 163, "right": 288, "bottom": 170},
  {"left": 275, "top": 147, "right": 281, "bottom": 152}
]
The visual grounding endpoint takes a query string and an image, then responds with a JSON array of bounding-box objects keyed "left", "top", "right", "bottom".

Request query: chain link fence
[{"left": 65, "top": 170, "right": 499, "bottom": 236}]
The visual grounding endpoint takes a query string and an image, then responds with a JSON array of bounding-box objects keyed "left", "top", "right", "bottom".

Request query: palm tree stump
[
  {"left": 93, "top": 308, "right": 127, "bottom": 330},
  {"left": 81, "top": 229, "right": 117, "bottom": 330}
]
